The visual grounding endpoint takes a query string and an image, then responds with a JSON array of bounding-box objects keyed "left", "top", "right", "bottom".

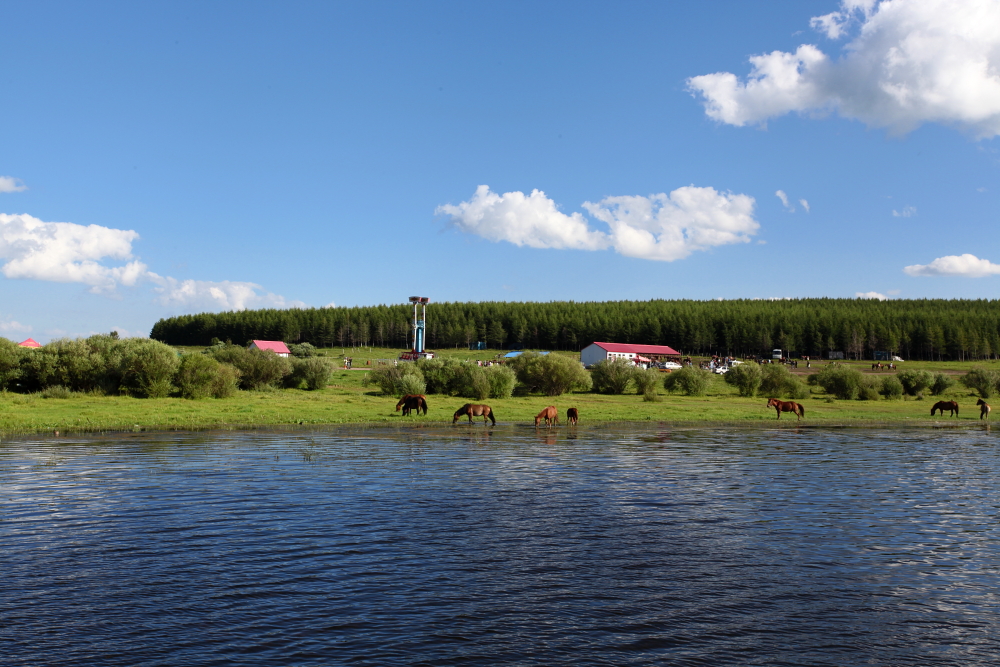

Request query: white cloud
[
  {"left": 0, "top": 176, "right": 27, "bottom": 193},
  {"left": 856, "top": 290, "right": 887, "bottom": 300},
  {"left": 776, "top": 190, "right": 792, "bottom": 210},
  {"left": 688, "top": 0, "right": 1000, "bottom": 137},
  {"left": 324, "top": 301, "right": 337, "bottom": 308},
  {"left": 438, "top": 185, "right": 759, "bottom": 262},
  {"left": 904, "top": 253, "right": 1000, "bottom": 277},
  {"left": 150, "top": 275, "right": 306, "bottom": 311},
  {"left": 892, "top": 206, "right": 916, "bottom": 217},
  {"left": 799, "top": 199, "right": 810, "bottom": 212},
  {"left": 0, "top": 315, "right": 31, "bottom": 334}
]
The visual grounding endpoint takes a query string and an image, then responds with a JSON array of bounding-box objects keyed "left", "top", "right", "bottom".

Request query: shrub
[
  {"left": 663, "top": 366, "right": 711, "bottom": 396},
  {"left": 119, "top": 338, "right": 180, "bottom": 398},
  {"left": 0, "top": 338, "right": 22, "bottom": 390},
  {"left": 485, "top": 365, "right": 517, "bottom": 399},
  {"left": 759, "top": 365, "right": 809, "bottom": 399},
  {"left": 176, "top": 354, "right": 240, "bottom": 399},
  {"left": 815, "top": 364, "right": 864, "bottom": 400},
  {"left": 880, "top": 375, "right": 904, "bottom": 400},
  {"left": 288, "top": 342, "right": 317, "bottom": 358},
  {"left": 723, "top": 363, "right": 763, "bottom": 397},
  {"left": 896, "top": 369, "right": 933, "bottom": 396},
  {"left": 287, "top": 357, "right": 334, "bottom": 390},
  {"left": 508, "top": 352, "right": 591, "bottom": 396},
  {"left": 632, "top": 367, "right": 661, "bottom": 396},
  {"left": 961, "top": 366, "right": 999, "bottom": 398},
  {"left": 591, "top": 358, "right": 635, "bottom": 394},
  {"left": 416, "top": 358, "right": 463, "bottom": 394},
  {"left": 930, "top": 373, "right": 954, "bottom": 396},
  {"left": 210, "top": 345, "right": 291, "bottom": 390},
  {"left": 858, "top": 375, "right": 881, "bottom": 401},
  {"left": 40, "top": 385, "right": 72, "bottom": 399},
  {"left": 364, "top": 362, "right": 425, "bottom": 397}
]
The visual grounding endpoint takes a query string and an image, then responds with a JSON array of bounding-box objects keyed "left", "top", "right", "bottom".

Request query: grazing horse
[
  {"left": 395, "top": 394, "right": 428, "bottom": 416},
  {"left": 930, "top": 400, "right": 959, "bottom": 417},
  {"left": 453, "top": 403, "right": 496, "bottom": 425},
  {"left": 978, "top": 398, "right": 991, "bottom": 420},
  {"left": 534, "top": 406, "right": 559, "bottom": 427},
  {"left": 766, "top": 397, "right": 805, "bottom": 420},
  {"left": 566, "top": 407, "right": 579, "bottom": 425}
]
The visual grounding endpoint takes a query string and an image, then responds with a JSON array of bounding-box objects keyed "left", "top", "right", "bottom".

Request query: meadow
[{"left": 1, "top": 345, "right": 996, "bottom": 436}]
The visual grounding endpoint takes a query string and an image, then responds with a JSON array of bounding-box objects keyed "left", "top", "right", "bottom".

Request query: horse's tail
[
  {"left": 488, "top": 408, "right": 496, "bottom": 425},
  {"left": 955, "top": 403, "right": 959, "bottom": 415},
  {"left": 798, "top": 403, "right": 805, "bottom": 417}
]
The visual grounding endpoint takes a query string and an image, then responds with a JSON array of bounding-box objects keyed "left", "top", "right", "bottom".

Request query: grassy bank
[{"left": 2, "top": 347, "right": 997, "bottom": 435}]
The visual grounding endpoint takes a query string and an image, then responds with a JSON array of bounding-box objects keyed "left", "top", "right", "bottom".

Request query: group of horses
[
  {"left": 533, "top": 406, "right": 579, "bottom": 427},
  {"left": 394, "top": 394, "right": 580, "bottom": 427},
  {"left": 870, "top": 362, "right": 897, "bottom": 371},
  {"left": 930, "top": 399, "right": 991, "bottom": 420}
]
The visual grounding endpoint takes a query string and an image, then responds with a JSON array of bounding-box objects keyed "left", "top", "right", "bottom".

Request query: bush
[
  {"left": 0, "top": 337, "right": 22, "bottom": 390},
  {"left": 633, "top": 367, "right": 661, "bottom": 396},
  {"left": 287, "top": 357, "right": 334, "bottom": 390},
  {"left": 930, "top": 373, "right": 954, "bottom": 396},
  {"left": 288, "top": 342, "right": 317, "bottom": 358},
  {"left": 961, "top": 366, "right": 999, "bottom": 398},
  {"left": 485, "top": 365, "right": 517, "bottom": 399},
  {"left": 815, "top": 364, "right": 864, "bottom": 400},
  {"left": 119, "top": 338, "right": 180, "bottom": 398},
  {"left": 176, "top": 354, "right": 240, "bottom": 399},
  {"left": 723, "top": 363, "right": 763, "bottom": 397},
  {"left": 896, "top": 369, "right": 933, "bottom": 396},
  {"left": 364, "top": 362, "right": 426, "bottom": 397},
  {"left": 857, "top": 376, "right": 881, "bottom": 401},
  {"left": 880, "top": 375, "right": 904, "bottom": 400},
  {"left": 40, "top": 385, "right": 72, "bottom": 399},
  {"left": 508, "top": 352, "right": 591, "bottom": 396},
  {"left": 663, "top": 366, "right": 711, "bottom": 396},
  {"left": 210, "top": 345, "right": 292, "bottom": 390},
  {"left": 759, "top": 365, "right": 808, "bottom": 399},
  {"left": 591, "top": 358, "right": 635, "bottom": 394}
]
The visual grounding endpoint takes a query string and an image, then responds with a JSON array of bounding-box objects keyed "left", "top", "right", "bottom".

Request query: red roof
[
  {"left": 250, "top": 340, "right": 291, "bottom": 354},
  {"left": 18, "top": 338, "right": 41, "bottom": 348},
  {"left": 591, "top": 342, "right": 680, "bottom": 355}
]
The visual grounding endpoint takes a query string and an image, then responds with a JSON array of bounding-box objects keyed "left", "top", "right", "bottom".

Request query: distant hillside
[{"left": 150, "top": 299, "right": 1000, "bottom": 361}]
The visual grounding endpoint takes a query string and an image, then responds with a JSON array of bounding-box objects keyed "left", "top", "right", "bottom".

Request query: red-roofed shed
[
  {"left": 18, "top": 338, "right": 41, "bottom": 349},
  {"left": 580, "top": 342, "right": 680, "bottom": 367},
  {"left": 249, "top": 340, "right": 291, "bottom": 357}
]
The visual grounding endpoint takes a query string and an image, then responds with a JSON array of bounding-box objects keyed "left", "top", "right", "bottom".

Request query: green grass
[{"left": 1, "top": 348, "right": 997, "bottom": 436}]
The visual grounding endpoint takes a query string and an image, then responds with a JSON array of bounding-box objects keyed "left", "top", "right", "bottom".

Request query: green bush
[
  {"left": 663, "top": 366, "right": 711, "bottom": 396},
  {"left": 176, "top": 354, "right": 240, "bottom": 399},
  {"left": 815, "top": 364, "right": 864, "bottom": 400},
  {"left": 880, "top": 375, "right": 904, "bottom": 400},
  {"left": 416, "top": 358, "right": 462, "bottom": 394},
  {"left": 119, "top": 338, "right": 180, "bottom": 398},
  {"left": 287, "top": 357, "right": 334, "bottom": 390},
  {"left": 758, "top": 365, "right": 808, "bottom": 398},
  {"left": 210, "top": 345, "right": 292, "bottom": 390},
  {"left": 0, "top": 338, "right": 22, "bottom": 390},
  {"left": 590, "top": 358, "right": 635, "bottom": 394},
  {"left": 930, "top": 373, "right": 954, "bottom": 396},
  {"left": 896, "top": 369, "right": 933, "bottom": 396},
  {"left": 857, "top": 376, "right": 881, "bottom": 401},
  {"left": 364, "top": 362, "right": 425, "bottom": 397},
  {"left": 508, "top": 352, "right": 591, "bottom": 396},
  {"left": 723, "top": 363, "right": 763, "bottom": 397},
  {"left": 485, "top": 365, "right": 517, "bottom": 399},
  {"left": 40, "top": 385, "right": 72, "bottom": 399},
  {"left": 961, "top": 366, "right": 999, "bottom": 398},
  {"left": 632, "top": 367, "right": 661, "bottom": 397},
  {"left": 288, "top": 342, "right": 317, "bottom": 358}
]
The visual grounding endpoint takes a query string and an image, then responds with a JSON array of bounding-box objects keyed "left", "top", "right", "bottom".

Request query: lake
[{"left": 3, "top": 425, "right": 1000, "bottom": 666}]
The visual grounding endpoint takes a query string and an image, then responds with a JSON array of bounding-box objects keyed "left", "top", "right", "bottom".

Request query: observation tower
[{"left": 400, "top": 296, "right": 434, "bottom": 361}]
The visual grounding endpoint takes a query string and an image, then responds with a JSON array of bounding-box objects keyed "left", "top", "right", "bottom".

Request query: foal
[{"left": 978, "top": 398, "right": 991, "bottom": 420}]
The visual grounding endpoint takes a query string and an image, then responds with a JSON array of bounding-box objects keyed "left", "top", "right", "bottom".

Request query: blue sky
[{"left": 1, "top": 0, "right": 999, "bottom": 341}]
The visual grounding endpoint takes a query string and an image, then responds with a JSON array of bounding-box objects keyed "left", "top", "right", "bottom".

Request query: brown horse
[
  {"left": 931, "top": 400, "right": 959, "bottom": 417},
  {"left": 453, "top": 403, "right": 496, "bottom": 425},
  {"left": 978, "top": 398, "right": 991, "bottom": 420},
  {"left": 395, "top": 394, "right": 428, "bottom": 416},
  {"left": 534, "top": 406, "right": 558, "bottom": 427},
  {"left": 566, "top": 407, "right": 579, "bottom": 425},
  {"left": 767, "top": 398, "right": 805, "bottom": 420}
]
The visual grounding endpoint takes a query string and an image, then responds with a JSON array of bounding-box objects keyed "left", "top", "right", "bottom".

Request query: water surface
[{"left": 3, "top": 425, "right": 1000, "bottom": 665}]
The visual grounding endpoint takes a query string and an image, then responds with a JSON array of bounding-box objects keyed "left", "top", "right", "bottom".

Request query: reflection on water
[{"left": 3, "top": 425, "right": 1000, "bottom": 666}]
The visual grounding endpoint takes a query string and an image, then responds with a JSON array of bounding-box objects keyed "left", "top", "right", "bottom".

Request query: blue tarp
[{"left": 502, "top": 351, "right": 550, "bottom": 358}]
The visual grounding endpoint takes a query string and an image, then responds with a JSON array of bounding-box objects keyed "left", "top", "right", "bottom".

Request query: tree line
[{"left": 149, "top": 298, "right": 1000, "bottom": 361}]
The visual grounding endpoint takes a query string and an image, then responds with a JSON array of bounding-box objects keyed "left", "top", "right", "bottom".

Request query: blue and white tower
[{"left": 407, "top": 296, "right": 432, "bottom": 359}]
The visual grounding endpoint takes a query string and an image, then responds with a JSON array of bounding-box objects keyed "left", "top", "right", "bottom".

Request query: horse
[
  {"left": 395, "top": 394, "right": 428, "bottom": 416},
  {"left": 766, "top": 398, "right": 805, "bottom": 420},
  {"left": 534, "top": 406, "right": 558, "bottom": 427},
  {"left": 453, "top": 403, "right": 496, "bottom": 425},
  {"left": 566, "top": 407, "right": 579, "bottom": 425},
  {"left": 930, "top": 400, "right": 959, "bottom": 417},
  {"left": 978, "top": 398, "right": 991, "bottom": 420}
]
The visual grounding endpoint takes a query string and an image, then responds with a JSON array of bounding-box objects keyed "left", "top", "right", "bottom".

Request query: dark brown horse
[
  {"left": 931, "top": 400, "right": 959, "bottom": 417},
  {"left": 535, "top": 405, "right": 558, "bottom": 427},
  {"left": 453, "top": 403, "right": 496, "bottom": 425},
  {"left": 566, "top": 407, "right": 579, "bottom": 425},
  {"left": 978, "top": 398, "right": 990, "bottom": 420},
  {"left": 395, "top": 394, "right": 428, "bottom": 416},
  {"left": 767, "top": 398, "right": 805, "bottom": 420}
]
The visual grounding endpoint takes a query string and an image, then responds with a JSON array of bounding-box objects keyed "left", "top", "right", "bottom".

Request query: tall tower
[{"left": 407, "top": 296, "right": 431, "bottom": 358}]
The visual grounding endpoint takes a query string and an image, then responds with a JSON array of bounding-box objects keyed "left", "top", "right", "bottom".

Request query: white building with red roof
[
  {"left": 248, "top": 340, "right": 291, "bottom": 357},
  {"left": 18, "top": 338, "right": 41, "bottom": 349},
  {"left": 580, "top": 341, "right": 680, "bottom": 368}
]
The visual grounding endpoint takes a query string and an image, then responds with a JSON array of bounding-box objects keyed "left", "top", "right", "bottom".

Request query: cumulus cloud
[
  {"left": 0, "top": 315, "right": 31, "bottom": 333},
  {"left": 438, "top": 185, "right": 759, "bottom": 262},
  {"left": 688, "top": 0, "right": 1000, "bottom": 137},
  {"left": 893, "top": 206, "right": 916, "bottom": 217},
  {"left": 856, "top": 290, "right": 887, "bottom": 300},
  {"left": 0, "top": 176, "right": 27, "bottom": 193},
  {"left": 150, "top": 275, "right": 305, "bottom": 311},
  {"left": 904, "top": 253, "right": 1000, "bottom": 277}
]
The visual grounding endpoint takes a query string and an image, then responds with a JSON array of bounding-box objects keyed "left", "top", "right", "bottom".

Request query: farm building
[
  {"left": 580, "top": 342, "right": 680, "bottom": 368},
  {"left": 249, "top": 340, "right": 291, "bottom": 357},
  {"left": 18, "top": 338, "right": 41, "bottom": 348}
]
